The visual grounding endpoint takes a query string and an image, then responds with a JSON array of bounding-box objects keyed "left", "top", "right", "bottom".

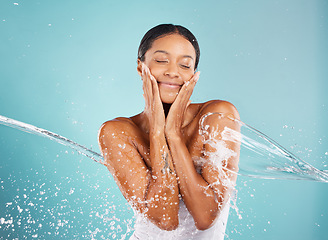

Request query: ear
[{"left": 137, "top": 59, "right": 143, "bottom": 77}]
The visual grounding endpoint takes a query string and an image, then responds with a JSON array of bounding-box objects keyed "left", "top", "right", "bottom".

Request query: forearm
[
  {"left": 144, "top": 131, "right": 179, "bottom": 230},
  {"left": 166, "top": 134, "right": 219, "bottom": 229}
]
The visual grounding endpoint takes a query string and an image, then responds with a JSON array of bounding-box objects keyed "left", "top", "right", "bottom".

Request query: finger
[
  {"left": 186, "top": 100, "right": 192, "bottom": 109},
  {"left": 183, "top": 99, "right": 192, "bottom": 117},
  {"left": 144, "top": 64, "right": 154, "bottom": 97},
  {"left": 144, "top": 65, "right": 162, "bottom": 104},
  {"left": 183, "top": 71, "right": 200, "bottom": 91},
  {"left": 176, "top": 71, "right": 200, "bottom": 106},
  {"left": 169, "top": 72, "right": 199, "bottom": 119},
  {"left": 141, "top": 63, "right": 153, "bottom": 109},
  {"left": 142, "top": 64, "right": 153, "bottom": 95},
  {"left": 193, "top": 71, "right": 201, "bottom": 82}
]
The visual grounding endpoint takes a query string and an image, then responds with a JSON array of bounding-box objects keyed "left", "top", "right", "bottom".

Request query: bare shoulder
[
  {"left": 98, "top": 117, "right": 139, "bottom": 143},
  {"left": 199, "top": 100, "right": 240, "bottom": 120}
]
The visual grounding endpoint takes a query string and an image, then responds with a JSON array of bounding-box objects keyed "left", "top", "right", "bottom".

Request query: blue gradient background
[{"left": 0, "top": 0, "right": 327, "bottom": 239}]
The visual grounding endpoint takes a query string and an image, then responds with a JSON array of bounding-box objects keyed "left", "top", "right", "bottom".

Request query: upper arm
[
  {"left": 199, "top": 101, "right": 240, "bottom": 205},
  {"left": 98, "top": 119, "right": 150, "bottom": 212}
]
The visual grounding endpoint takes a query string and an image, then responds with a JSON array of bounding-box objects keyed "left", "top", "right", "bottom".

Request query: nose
[{"left": 164, "top": 62, "right": 179, "bottom": 78}]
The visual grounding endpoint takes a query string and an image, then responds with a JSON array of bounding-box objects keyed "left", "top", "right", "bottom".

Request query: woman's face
[{"left": 139, "top": 34, "right": 196, "bottom": 104}]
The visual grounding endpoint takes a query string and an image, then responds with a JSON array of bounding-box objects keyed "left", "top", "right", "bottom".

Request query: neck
[{"left": 162, "top": 103, "right": 171, "bottom": 118}]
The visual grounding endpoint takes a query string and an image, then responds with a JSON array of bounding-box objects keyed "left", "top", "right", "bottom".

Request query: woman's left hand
[{"left": 165, "top": 72, "right": 200, "bottom": 137}]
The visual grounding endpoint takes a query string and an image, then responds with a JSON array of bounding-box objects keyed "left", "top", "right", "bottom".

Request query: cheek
[
  {"left": 182, "top": 71, "right": 194, "bottom": 81},
  {"left": 146, "top": 64, "right": 163, "bottom": 79}
]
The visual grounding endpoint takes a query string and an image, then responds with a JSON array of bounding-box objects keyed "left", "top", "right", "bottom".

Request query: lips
[{"left": 158, "top": 81, "right": 181, "bottom": 89}]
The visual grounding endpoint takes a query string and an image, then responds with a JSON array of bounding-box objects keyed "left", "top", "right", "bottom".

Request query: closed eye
[
  {"left": 180, "top": 64, "right": 191, "bottom": 69},
  {"left": 155, "top": 59, "right": 168, "bottom": 63}
]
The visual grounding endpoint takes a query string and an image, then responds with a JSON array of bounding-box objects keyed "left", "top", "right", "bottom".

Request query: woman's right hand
[{"left": 141, "top": 63, "right": 166, "bottom": 135}]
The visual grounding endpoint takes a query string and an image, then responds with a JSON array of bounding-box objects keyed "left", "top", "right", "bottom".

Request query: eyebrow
[{"left": 153, "top": 50, "right": 194, "bottom": 60}]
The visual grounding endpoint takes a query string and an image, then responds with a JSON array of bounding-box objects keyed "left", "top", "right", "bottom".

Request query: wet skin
[{"left": 98, "top": 34, "right": 240, "bottom": 231}]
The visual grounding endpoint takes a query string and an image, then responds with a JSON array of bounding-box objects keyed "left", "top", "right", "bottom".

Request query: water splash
[
  {"left": 1, "top": 114, "right": 327, "bottom": 182},
  {"left": 199, "top": 112, "right": 328, "bottom": 183}
]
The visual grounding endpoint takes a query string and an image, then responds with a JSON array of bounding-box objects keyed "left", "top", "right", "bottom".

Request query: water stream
[
  {"left": 1, "top": 113, "right": 327, "bottom": 239},
  {"left": 1, "top": 114, "right": 327, "bottom": 183}
]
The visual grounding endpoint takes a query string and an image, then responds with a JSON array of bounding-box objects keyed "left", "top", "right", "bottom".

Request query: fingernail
[
  {"left": 195, "top": 72, "right": 200, "bottom": 82},
  {"left": 141, "top": 63, "right": 145, "bottom": 74}
]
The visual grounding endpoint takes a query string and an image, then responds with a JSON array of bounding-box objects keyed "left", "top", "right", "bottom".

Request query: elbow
[
  {"left": 158, "top": 219, "right": 179, "bottom": 231},
  {"left": 194, "top": 210, "right": 219, "bottom": 231},
  {"left": 153, "top": 216, "right": 179, "bottom": 231},
  {"left": 148, "top": 209, "right": 179, "bottom": 231},
  {"left": 195, "top": 219, "right": 215, "bottom": 231},
  {"left": 195, "top": 220, "right": 213, "bottom": 231},
  {"left": 146, "top": 206, "right": 179, "bottom": 231}
]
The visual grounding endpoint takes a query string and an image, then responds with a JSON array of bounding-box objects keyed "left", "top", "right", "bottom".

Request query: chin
[{"left": 160, "top": 93, "right": 177, "bottom": 104}]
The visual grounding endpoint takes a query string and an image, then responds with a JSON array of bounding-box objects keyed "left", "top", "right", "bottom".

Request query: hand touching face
[{"left": 138, "top": 34, "right": 197, "bottom": 104}]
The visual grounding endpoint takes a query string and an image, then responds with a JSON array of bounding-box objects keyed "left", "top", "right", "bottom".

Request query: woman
[{"left": 98, "top": 24, "right": 240, "bottom": 239}]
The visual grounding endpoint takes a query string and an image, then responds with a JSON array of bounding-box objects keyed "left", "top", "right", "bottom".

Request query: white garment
[{"left": 129, "top": 200, "right": 230, "bottom": 240}]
